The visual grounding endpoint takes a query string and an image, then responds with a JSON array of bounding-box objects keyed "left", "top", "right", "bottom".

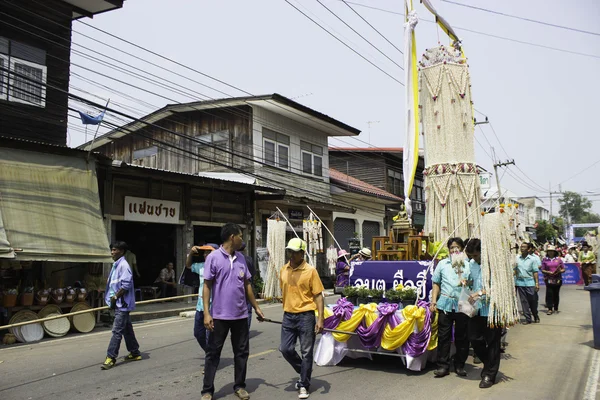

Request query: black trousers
[
  {"left": 516, "top": 286, "right": 539, "bottom": 322},
  {"left": 469, "top": 316, "right": 502, "bottom": 381},
  {"left": 202, "top": 318, "right": 249, "bottom": 395},
  {"left": 546, "top": 283, "right": 562, "bottom": 311},
  {"left": 437, "top": 311, "right": 469, "bottom": 370}
]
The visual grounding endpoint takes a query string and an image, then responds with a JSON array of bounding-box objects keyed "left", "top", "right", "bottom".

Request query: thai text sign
[
  {"left": 124, "top": 196, "right": 180, "bottom": 224},
  {"left": 539, "top": 263, "right": 583, "bottom": 285},
  {"left": 349, "top": 260, "right": 433, "bottom": 301}
]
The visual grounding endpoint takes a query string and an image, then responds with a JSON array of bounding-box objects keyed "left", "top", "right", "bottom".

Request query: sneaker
[
  {"left": 101, "top": 356, "right": 116, "bottom": 370},
  {"left": 298, "top": 387, "right": 310, "bottom": 399},
  {"left": 124, "top": 353, "right": 142, "bottom": 362},
  {"left": 234, "top": 388, "right": 250, "bottom": 400},
  {"left": 295, "top": 378, "right": 301, "bottom": 390}
]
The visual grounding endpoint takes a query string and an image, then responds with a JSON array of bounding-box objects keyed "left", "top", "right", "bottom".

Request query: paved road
[{"left": 0, "top": 286, "right": 597, "bottom": 400}]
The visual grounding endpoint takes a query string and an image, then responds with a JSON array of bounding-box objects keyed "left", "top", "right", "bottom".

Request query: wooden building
[
  {"left": 0, "top": 0, "right": 124, "bottom": 145},
  {"left": 329, "top": 147, "right": 426, "bottom": 230},
  {"left": 80, "top": 94, "right": 361, "bottom": 276}
]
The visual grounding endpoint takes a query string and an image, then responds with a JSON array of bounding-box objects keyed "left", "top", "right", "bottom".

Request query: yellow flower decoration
[
  {"left": 499, "top": 203, "right": 506, "bottom": 208},
  {"left": 395, "top": 284, "right": 404, "bottom": 291},
  {"left": 514, "top": 204, "right": 519, "bottom": 209},
  {"left": 507, "top": 203, "right": 513, "bottom": 207}
]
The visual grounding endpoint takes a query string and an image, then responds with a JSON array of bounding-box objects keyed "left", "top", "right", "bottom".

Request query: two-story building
[
  {"left": 328, "top": 147, "right": 426, "bottom": 231},
  {"left": 519, "top": 196, "right": 551, "bottom": 225},
  {"left": 80, "top": 94, "right": 361, "bottom": 276}
]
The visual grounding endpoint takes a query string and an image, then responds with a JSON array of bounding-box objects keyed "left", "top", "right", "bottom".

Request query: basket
[
  {"left": 70, "top": 302, "right": 95, "bottom": 333},
  {"left": 3, "top": 293, "right": 17, "bottom": 308},
  {"left": 20, "top": 292, "right": 34, "bottom": 306},
  {"left": 42, "top": 313, "right": 70, "bottom": 338}
]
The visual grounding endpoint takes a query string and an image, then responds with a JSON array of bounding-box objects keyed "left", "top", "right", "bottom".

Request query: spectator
[
  {"left": 186, "top": 244, "right": 218, "bottom": 366},
  {"left": 155, "top": 262, "right": 177, "bottom": 298},
  {"left": 541, "top": 245, "right": 565, "bottom": 315},
  {"left": 515, "top": 242, "right": 540, "bottom": 324},
  {"left": 335, "top": 250, "right": 351, "bottom": 287},
  {"left": 579, "top": 241, "right": 596, "bottom": 286},
  {"left": 349, "top": 248, "right": 372, "bottom": 262}
]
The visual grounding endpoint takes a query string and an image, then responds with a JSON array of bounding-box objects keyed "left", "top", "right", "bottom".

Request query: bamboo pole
[
  {"left": 275, "top": 206, "right": 313, "bottom": 265},
  {"left": 0, "top": 293, "right": 201, "bottom": 331},
  {"left": 305, "top": 205, "right": 350, "bottom": 264}
]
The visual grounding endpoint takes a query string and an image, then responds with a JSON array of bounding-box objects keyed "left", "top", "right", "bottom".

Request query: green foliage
[
  {"left": 368, "top": 288, "right": 384, "bottom": 298},
  {"left": 398, "top": 287, "right": 418, "bottom": 301},
  {"left": 558, "top": 191, "right": 600, "bottom": 237},
  {"left": 342, "top": 286, "right": 358, "bottom": 297},
  {"left": 535, "top": 220, "right": 557, "bottom": 242},
  {"left": 356, "top": 286, "right": 370, "bottom": 298},
  {"left": 385, "top": 289, "right": 401, "bottom": 302}
]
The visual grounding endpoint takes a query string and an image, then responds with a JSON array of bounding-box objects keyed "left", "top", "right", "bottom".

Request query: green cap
[{"left": 286, "top": 238, "right": 307, "bottom": 252}]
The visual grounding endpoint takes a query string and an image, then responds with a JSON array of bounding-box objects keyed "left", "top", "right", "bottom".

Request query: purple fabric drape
[
  {"left": 324, "top": 298, "right": 354, "bottom": 330},
  {"left": 402, "top": 300, "right": 433, "bottom": 357},
  {"left": 356, "top": 303, "right": 398, "bottom": 348}
]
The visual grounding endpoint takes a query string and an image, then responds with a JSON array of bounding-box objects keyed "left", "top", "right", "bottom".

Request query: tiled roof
[{"left": 330, "top": 168, "right": 403, "bottom": 202}]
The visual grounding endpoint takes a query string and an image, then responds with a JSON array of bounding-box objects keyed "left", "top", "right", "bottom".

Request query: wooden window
[
  {"left": 262, "top": 128, "right": 289, "bottom": 170},
  {"left": 1, "top": 37, "right": 47, "bottom": 108},
  {"left": 197, "top": 130, "right": 231, "bottom": 171},
  {"left": 387, "top": 169, "right": 403, "bottom": 196},
  {"left": 132, "top": 146, "right": 158, "bottom": 168},
  {"left": 300, "top": 140, "right": 323, "bottom": 176}
]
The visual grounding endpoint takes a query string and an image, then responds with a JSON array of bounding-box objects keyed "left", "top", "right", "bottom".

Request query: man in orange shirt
[{"left": 279, "top": 238, "right": 325, "bottom": 400}]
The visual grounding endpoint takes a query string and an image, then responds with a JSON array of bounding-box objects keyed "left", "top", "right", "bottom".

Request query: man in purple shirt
[
  {"left": 101, "top": 241, "right": 141, "bottom": 370},
  {"left": 201, "top": 223, "right": 264, "bottom": 400}
]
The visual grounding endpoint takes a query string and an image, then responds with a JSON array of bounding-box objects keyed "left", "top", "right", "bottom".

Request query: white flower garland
[
  {"left": 264, "top": 219, "right": 286, "bottom": 299},
  {"left": 481, "top": 212, "right": 520, "bottom": 327}
]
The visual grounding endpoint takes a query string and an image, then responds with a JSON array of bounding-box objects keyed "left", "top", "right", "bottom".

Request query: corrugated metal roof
[{"left": 330, "top": 168, "right": 403, "bottom": 202}]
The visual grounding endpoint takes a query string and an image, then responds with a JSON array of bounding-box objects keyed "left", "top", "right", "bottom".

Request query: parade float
[{"left": 313, "top": 0, "right": 520, "bottom": 371}]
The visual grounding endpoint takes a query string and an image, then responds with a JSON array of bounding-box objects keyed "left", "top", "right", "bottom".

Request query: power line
[
  {"left": 334, "top": 1, "right": 600, "bottom": 59},
  {"left": 441, "top": 0, "right": 600, "bottom": 37},
  {"left": 341, "top": 0, "right": 404, "bottom": 55},
  {"left": 315, "top": 0, "right": 404, "bottom": 69},
  {"left": 283, "top": 0, "right": 404, "bottom": 85}
]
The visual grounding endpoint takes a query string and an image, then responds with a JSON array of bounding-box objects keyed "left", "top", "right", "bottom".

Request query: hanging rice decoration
[
  {"left": 264, "top": 219, "right": 286, "bottom": 299},
  {"left": 303, "top": 213, "right": 323, "bottom": 260},
  {"left": 481, "top": 211, "right": 520, "bottom": 328},
  {"left": 420, "top": 46, "right": 481, "bottom": 240}
]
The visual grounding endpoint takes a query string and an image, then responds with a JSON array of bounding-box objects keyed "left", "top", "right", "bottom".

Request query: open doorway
[
  {"left": 115, "top": 221, "right": 176, "bottom": 287},
  {"left": 194, "top": 225, "right": 222, "bottom": 247}
]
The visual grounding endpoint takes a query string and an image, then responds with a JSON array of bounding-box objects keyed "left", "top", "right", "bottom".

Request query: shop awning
[{"left": 0, "top": 148, "right": 112, "bottom": 262}]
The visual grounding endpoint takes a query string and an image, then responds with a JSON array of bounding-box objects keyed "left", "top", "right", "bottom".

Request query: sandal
[
  {"left": 201, "top": 394, "right": 212, "bottom": 400},
  {"left": 235, "top": 388, "right": 250, "bottom": 400},
  {"left": 547, "top": 310, "right": 553, "bottom": 315}
]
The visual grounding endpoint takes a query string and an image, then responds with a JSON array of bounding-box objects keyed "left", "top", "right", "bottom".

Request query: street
[{"left": 0, "top": 286, "right": 598, "bottom": 400}]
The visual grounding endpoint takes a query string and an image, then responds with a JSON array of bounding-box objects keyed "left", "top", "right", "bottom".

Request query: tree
[
  {"left": 535, "top": 220, "right": 557, "bottom": 243},
  {"left": 558, "top": 191, "right": 593, "bottom": 222}
]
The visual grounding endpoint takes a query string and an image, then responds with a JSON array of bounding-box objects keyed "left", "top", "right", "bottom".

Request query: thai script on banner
[
  {"left": 124, "top": 196, "right": 180, "bottom": 224},
  {"left": 539, "top": 263, "right": 583, "bottom": 286},
  {"left": 349, "top": 260, "right": 433, "bottom": 301}
]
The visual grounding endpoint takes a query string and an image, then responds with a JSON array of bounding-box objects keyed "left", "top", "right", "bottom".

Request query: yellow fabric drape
[
  {"left": 428, "top": 312, "right": 439, "bottom": 350},
  {"left": 328, "top": 303, "right": 378, "bottom": 342},
  {"left": 381, "top": 305, "right": 425, "bottom": 351}
]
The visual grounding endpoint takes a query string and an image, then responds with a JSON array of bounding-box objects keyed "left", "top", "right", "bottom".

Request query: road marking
[
  {"left": 249, "top": 349, "right": 276, "bottom": 359},
  {"left": 583, "top": 347, "right": 600, "bottom": 400}
]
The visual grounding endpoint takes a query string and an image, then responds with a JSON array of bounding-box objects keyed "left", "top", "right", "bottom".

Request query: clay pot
[
  {"left": 64, "top": 288, "right": 76, "bottom": 304},
  {"left": 36, "top": 289, "right": 50, "bottom": 306},
  {"left": 50, "top": 288, "right": 64, "bottom": 304},
  {"left": 76, "top": 288, "right": 88, "bottom": 302}
]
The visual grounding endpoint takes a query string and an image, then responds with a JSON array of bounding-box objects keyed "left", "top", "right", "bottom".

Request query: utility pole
[
  {"left": 493, "top": 158, "right": 515, "bottom": 204},
  {"left": 367, "top": 121, "right": 380, "bottom": 146}
]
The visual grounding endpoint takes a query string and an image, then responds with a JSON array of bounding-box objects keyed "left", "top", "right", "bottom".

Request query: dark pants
[
  {"left": 280, "top": 311, "right": 316, "bottom": 389},
  {"left": 469, "top": 316, "right": 502, "bottom": 382},
  {"left": 247, "top": 302, "right": 253, "bottom": 330},
  {"left": 202, "top": 318, "right": 249, "bottom": 395},
  {"left": 437, "top": 311, "right": 469, "bottom": 370},
  {"left": 547, "top": 284, "right": 562, "bottom": 311},
  {"left": 194, "top": 311, "right": 210, "bottom": 352},
  {"left": 107, "top": 310, "right": 140, "bottom": 359},
  {"left": 516, "top": 286, "right": 539, "bottom": 322},
  {"left": 160, "top": 281, "right": 177, "bottom": 298}
]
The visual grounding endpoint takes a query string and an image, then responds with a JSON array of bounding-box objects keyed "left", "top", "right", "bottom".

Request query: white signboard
[
  {"left": 479, "top": 172, "right": 492, "bottom": 190},
  {"left": 124, "top": 196, "right": 180, "bottom": 224}
]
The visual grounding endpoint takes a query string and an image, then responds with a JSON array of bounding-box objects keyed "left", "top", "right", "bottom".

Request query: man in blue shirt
[
  {"left": 515, "top": 242, "right": 540, "bottom": 324},
  {"left": 101, "top": 241, "right": 141, "bottom": 370},
  {"left": 466, "top": 239, "right": 502, "bottom": 389},
  {"left": 186, "top": 244, "right": 218, "bottom": 358}
]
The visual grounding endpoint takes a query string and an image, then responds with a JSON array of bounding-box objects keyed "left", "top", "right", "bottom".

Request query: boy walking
[{"left": 279, "top": 238, "right": 325, "bottom": 399}]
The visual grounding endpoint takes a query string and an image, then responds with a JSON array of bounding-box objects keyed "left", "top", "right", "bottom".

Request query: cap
[
  {"left": 286, "top": 238, "right": 307, "bottom": 252},
  {"left": 359, "top": 248, "right": 372, "bottom": 257},
  {"left": 546, "top": 245, "right": 557, "bottom": 252}
]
